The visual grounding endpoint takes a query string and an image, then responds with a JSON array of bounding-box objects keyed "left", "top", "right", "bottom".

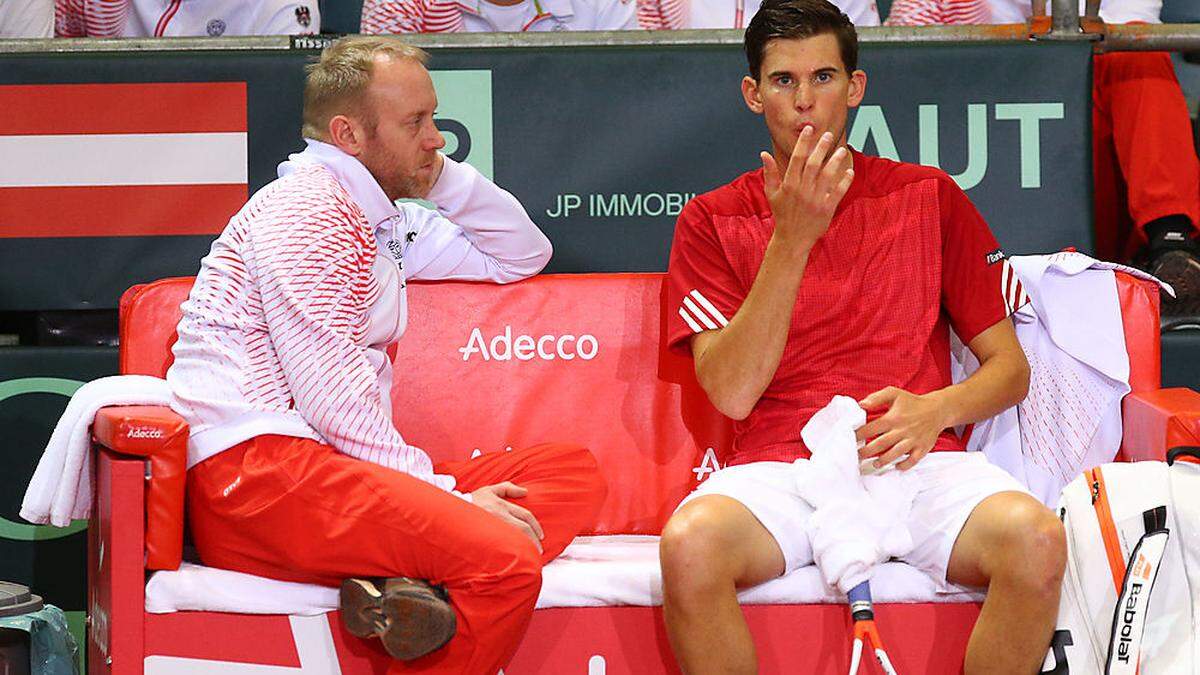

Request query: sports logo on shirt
[
  {"left": 295, "top": 7, "right": 312, "bottom": 27},
  {"left": 678, "top": 289, "right": 730, "bottom": 334},
  {"left": 206, "top": 19, "right": 226, "bottom": 36},
  {"left": 985, "top": 248, "right": 1006, "bottom": 265},
  {"left": 430, "top": 71, "right": 494, "bottom": 180}
]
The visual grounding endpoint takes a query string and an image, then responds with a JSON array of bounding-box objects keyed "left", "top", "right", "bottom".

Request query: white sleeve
[
  {"left": 1, "top": 0, "right": 53, "bottom": 37},
  {"left": 1096, "top": 0, "right": 1160, "bottom": 23},
  {"left": 399, "top": 155, "right": 553, "bottom": 283},
  {"left": 595, "top": 0, "right": 640, "bottom": 30},
  {"left": 837, "top": 0, "right": 881, "bottom": 24}
]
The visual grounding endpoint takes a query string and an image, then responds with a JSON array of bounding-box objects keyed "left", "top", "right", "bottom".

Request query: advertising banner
[{"left": 0, "top": 41, "right": 1092, "bottom": 309}]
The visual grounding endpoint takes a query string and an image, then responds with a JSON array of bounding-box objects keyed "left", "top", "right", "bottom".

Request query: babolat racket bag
[{"left": 1041, "top": 448, "right": 1200, "bottom": 674}]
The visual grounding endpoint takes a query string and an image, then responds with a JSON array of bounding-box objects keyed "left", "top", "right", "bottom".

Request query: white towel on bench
[
  {"left": 21, "top": 374, "right": 172, "bottom": 527},
  {"left": 144, "top": 536, "right": 981, "bottom": 615}
]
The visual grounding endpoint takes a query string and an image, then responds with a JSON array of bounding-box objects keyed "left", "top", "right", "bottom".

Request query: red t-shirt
[{"left": 666, "top": 150, "right": 1027, "bottom": 466}]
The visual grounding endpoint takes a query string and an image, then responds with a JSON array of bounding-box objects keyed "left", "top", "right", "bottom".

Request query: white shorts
[{"left": 678, "top": 452, "right": 1028, "bottom": 587}]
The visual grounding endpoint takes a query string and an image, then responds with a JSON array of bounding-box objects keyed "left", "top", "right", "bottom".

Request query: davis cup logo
[{"left": 430, "top": 71, "right": 493, "bottom": 180}]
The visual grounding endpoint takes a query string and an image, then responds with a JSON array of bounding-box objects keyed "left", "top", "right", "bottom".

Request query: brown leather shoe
[
  {"left": 1149, "top": 248, "right": 1200, "bottom": 327},
  {"left": 339, "top": 577, "right": 457, "bottom": 660}
]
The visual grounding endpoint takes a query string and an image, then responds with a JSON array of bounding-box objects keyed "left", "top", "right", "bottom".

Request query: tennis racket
[{"left": 847, "top": 581, "right": 900, "bottom": 675}]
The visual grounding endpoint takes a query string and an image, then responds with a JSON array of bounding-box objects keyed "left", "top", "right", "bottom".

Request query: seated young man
[{"left": 659, "top": 2, "right": 1065, "bottom": 673}]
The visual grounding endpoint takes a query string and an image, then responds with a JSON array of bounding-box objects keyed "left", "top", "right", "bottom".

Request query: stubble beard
[
  {"left": 384, "top": 172, "right": 426, "bottom": 202},
  {"left": 363, "top": 150, "right": 425, "bottom": 202}
]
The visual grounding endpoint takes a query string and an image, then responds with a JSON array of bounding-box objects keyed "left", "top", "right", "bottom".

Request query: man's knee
[
  {"left": 530, "top": 443, "right": 608, "bottom": 507},
  {"left": 992, "top": 499, "right": 1067, "bottom": 597},
  {"left": 567, "top": 445, "right": 609, "bottom": 509},
  {"left": 469, "top": 527, "right": 544, "bottom": 596},
  {"left": 660, "top": 499, "right": 744, "bottom": 595}
]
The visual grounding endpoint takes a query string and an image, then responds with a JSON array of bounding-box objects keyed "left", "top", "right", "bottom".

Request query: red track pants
[
  {"left": 187, "top": 435, "right": 608, "bottom": 674},
  {"left": 1093, "top": 51, "right": 1200, "bottom": 261}
]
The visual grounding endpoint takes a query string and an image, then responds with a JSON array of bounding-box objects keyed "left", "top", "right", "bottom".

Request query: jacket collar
[{"left": 277, "top": 139, "right": 399, "bottom": 230}]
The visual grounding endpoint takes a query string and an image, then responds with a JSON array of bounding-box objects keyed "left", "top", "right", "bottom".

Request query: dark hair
[{"left": 744, "top": 0, "right": 859, "bottom": 79}]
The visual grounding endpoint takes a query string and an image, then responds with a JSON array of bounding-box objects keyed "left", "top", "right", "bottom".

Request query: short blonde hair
[{"left": 301, "top": 36, "right": 429, "bottom": 142}]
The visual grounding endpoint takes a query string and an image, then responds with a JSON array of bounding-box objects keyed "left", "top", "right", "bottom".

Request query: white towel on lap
[
  {"left": 793, "top": 396, "right": 920, "bottom": 594},
  {"left": 20, "top": 374, "right": 171, "bottom": 527}
]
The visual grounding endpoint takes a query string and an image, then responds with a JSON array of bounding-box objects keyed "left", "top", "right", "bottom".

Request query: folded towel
[
  {"left": 143, "top": 536, "right": 981, "bottom": 614},
  {"left": 146, "top": 562, "right": 339, "bottom": 615},
  {"left": 21, "top": 374, "right": 171, "bottom": 527},
  {"left": 794, "top": 396, "right": 920, "bottom": 594}
]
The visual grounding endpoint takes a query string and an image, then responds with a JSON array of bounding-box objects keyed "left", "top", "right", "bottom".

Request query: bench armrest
[
  {"left": 1120, "top": 388, "right": 1200, "bottom": 463},
  {"left": 92, "top": 405, "right": 189, "bottom": 570}
]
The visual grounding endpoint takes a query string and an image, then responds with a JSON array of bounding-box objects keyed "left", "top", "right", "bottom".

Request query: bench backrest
[{"left": 118, "top": 271, "right": 1161, "bottom": 534}]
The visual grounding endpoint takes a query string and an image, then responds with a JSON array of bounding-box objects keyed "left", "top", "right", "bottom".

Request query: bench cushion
[{"left": 143, "top": 536, "right": 981, "bottom": 615}]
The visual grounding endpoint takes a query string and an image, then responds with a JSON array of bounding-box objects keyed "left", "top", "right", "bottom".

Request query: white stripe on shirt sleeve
[
  {"left": 1000, "top": 260, "right": 1013, "bottom": 314},
  {"left": 682, "top": 296, "right": 719, "bottom": 330},
  {"left": 688, "top": 289, "right": 730, "bottom": 327},
  {"left": 679, "top": 306, "right": 704, "bottom": 333}
]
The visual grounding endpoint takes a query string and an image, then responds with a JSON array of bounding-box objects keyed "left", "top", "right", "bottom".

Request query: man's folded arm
[
  {"left": 681, "top": 134, "right": 854, "bottom": 420},
  {"left": 252, "top": 206, "right": 459, "bottom": 493},
  {"left": 403, "top": 155, "right": 553, "bottom": 283},
  {"left": 690, "top": 235, "right": 814, "bottom": 420}
]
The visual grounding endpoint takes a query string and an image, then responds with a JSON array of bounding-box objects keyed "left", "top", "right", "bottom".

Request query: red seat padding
[
  {"left": 1121, "top": 388, "right": 1200, "bottom": 462},
  {"left": 119, "top": 277, "right": 192, "bottom": 377},
  {"left": 1115, "top": 272, "right": 1161, "bottom": 394},
  {"left": 114, "top": 278, "right": 195, "bottom": 570},
  {"left": 93, "top": 405, "right": 189, "bottom": 570},
  {"left": 117, "top": 274, "right": 733, "bottom": 535},
  {"left": 393, "top": 274, "right": 733, "bottom": 535}
]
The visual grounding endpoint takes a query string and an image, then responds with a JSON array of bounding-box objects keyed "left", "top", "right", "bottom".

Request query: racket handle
[{"left": 847, "top": 581, "right": 874, "bottom": 621}]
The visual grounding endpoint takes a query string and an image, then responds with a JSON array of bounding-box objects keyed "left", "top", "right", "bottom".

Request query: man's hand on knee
[{"left": 471, "top": 482, "right": 545, "bottom": 552}]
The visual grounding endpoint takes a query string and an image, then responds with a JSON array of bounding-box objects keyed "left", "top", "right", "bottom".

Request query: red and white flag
[{"left": 0, "top": 82, "right": 248, "bottom": 238}]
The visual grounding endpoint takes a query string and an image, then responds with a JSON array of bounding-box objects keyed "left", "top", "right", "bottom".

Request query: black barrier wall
[
  {"left": 0, "top": 347, "right": 118, "bottom": 667},
  {"left": 0, "top": 40, "right": 1092, "bottom": 310}
]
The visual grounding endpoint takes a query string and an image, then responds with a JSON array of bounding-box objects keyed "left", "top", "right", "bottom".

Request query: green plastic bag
[{"left": 0, "top": 604, "right": 79, "bottom": 675}]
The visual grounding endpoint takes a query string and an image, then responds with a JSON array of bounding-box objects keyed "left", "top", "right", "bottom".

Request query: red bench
[{"left": 87, "top": 272, "right": 1199, "bottom": 674}]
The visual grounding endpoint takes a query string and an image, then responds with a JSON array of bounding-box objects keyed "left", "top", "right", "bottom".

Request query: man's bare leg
[
  {"left": 947, "top": 491, "right": 1067, "bottom": 675},
  {"left": 659, "top": 495, "right": 788, "bottom": 674}
]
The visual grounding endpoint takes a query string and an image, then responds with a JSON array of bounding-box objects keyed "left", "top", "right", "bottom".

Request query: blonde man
[{"left": 167, "top": 36, "right": 607, "bottom": 674}]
